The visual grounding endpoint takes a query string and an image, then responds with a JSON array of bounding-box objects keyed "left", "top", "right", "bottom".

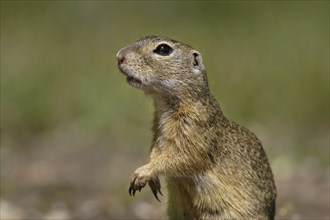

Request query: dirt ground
[{"left": 1, "top": 137, "right": 329, "bottom": 220}]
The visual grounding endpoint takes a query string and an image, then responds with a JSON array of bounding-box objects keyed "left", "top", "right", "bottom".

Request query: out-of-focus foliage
[{"left": 1, "top": 1, "right": 329, "bottom": 219}]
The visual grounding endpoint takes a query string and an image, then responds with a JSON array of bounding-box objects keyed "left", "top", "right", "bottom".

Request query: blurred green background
[{"left": 1, "top": 1, "right": 329, "bottom": 219}]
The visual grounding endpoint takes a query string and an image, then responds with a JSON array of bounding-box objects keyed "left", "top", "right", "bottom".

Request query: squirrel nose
[{"left": 116, "top": 53, "right": 125, "bottom": 64}]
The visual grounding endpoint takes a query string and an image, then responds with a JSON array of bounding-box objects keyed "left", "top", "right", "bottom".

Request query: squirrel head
[{"left": 117, "top": 36, "right": 209, "bottom": 98}]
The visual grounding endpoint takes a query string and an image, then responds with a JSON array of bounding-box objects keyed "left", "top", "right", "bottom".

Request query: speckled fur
[{"left": 117, "top": 36, "right": 276, "bottom": 220}]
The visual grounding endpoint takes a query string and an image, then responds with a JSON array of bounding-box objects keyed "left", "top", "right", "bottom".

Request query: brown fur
[{"left": 117, "top": 36, "right": 276, "bottom": 220}]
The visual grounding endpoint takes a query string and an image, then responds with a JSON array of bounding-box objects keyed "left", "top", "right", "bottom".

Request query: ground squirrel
[{"left": 116, "top": 36, "right": 276, "bottom": 219}]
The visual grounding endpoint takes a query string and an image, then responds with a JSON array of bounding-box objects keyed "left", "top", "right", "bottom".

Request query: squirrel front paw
[{"left": 129, "top": 165, "right": 163, "bottom": 201}]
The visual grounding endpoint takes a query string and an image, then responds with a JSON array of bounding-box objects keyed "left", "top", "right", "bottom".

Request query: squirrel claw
[
  {"left": 129, "top": 176, "right": 138, "bottom": 196},
  {"left": 148, "top": 176, "right": 163, "bottom": 202},
  {"left": 129, "top": 174, "right": 148, "bottom": 197}
]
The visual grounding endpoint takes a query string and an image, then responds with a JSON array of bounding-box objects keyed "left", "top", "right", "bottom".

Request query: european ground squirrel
[{"left": 116, "top": 36, "right": 276, "bottom": 220}]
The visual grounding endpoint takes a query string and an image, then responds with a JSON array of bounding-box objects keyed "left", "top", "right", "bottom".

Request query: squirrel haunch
[{"left": 117, "top": 35, "right": 276, "bottom": 220}]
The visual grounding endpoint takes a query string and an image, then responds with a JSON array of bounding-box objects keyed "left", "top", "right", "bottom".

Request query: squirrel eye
[{"left": 153, "top": 44, "right": 173, "bottom": 56}]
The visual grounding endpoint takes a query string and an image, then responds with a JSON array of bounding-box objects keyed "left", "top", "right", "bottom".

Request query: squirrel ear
[{"left": 192, "top": 51, "right": 205, "bottom": 73}]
